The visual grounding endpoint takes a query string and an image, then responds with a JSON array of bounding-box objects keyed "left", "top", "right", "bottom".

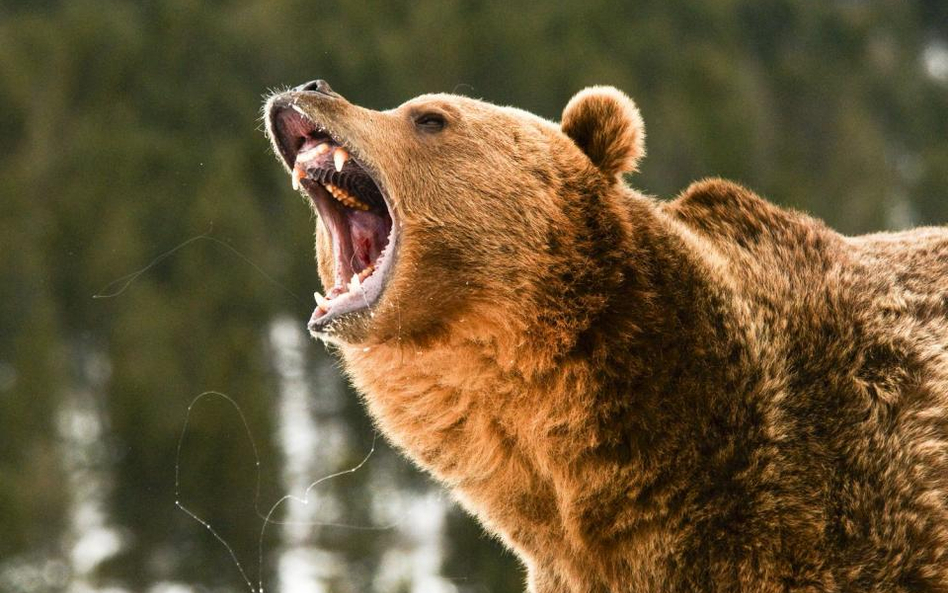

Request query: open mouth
[{"left": 269, "top": 103, "right": 396, "bottom": 334}]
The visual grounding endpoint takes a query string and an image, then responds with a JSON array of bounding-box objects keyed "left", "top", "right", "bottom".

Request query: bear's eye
[{"left": 414, "top": 112, "right": 446, "bottom": 133}]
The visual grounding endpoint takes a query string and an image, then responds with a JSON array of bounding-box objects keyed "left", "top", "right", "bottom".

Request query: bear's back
[
  {"left": 849, "top": 228, "right": 948, "bottom": 308},
  {"left": 660, "top": 179, "right": 948, "bottom": 591},
  {"left": 665, "top": 178, "right": 948, "bottom": 330}
]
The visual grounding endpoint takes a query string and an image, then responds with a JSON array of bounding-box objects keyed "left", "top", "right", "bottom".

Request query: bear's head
[{"left": 265, "top": 81, "right": 645, "bottom": 346}]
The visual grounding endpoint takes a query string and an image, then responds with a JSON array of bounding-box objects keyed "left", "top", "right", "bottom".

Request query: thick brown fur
[{"left": 266, "top": 86, "right": 948, "bottom": 592}]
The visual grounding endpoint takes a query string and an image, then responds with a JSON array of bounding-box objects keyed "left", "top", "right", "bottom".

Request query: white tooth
[
  {"left": 299, "top": 144, "right": 326, "bottom": 162},
  {"left": 291, "top": 104, "right": 306, "bottom": 116},
  {"left": 333, "top": 148, "right": 348, "bottom": 172},
  {"left": 313, "top": 291, "right": 328, "bottom": 307},
  {"left": 348, "top": 272, "right": 361, "bottom": 292},
  {"left": 292, "top": 166, "right": 304, "bottom": 191}
]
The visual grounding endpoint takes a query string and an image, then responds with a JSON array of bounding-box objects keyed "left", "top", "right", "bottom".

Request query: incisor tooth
[
  {"left": 298, "top": 142, "right": 328, "bottom": 161},
  {"left": 314, "top": 291, "right": 328, "bottom": 307},
  {"left": 333, "top": 147, "right": 348, "bottom": 172}
]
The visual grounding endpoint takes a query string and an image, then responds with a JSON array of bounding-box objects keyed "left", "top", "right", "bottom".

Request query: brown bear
[{"left": 264, "top": 80, "right": 948, "bottom": 593}]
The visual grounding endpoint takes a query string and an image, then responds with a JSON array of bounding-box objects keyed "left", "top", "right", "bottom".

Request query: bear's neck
[{"left": 339, "top": 188, "right": 743, "bottom": 567}]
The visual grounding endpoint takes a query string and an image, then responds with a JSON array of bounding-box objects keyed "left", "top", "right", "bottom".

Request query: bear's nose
[{"left": 295, "top": 79, "right": 336, "bottom": 96}]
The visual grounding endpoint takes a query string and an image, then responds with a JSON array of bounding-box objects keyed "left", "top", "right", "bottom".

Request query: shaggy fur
[{"left": 265, "top": 85, "right": 948, "bottom": 592}]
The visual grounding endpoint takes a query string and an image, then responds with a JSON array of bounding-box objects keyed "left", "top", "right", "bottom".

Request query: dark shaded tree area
[{"left": 0, "top": 1, "right": 945, "bottom": 592}]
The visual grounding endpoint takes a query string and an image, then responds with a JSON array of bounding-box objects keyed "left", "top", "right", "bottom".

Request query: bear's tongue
[
  {"left": 347, "top": 209, "right": 391, "bottom": 275},
  {"left": 314, "top": 201, "right": 394, "bottom": 319}
]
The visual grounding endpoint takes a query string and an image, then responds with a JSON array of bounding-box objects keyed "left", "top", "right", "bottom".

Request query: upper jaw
[
  {"left": 266, "top": 93, "right": 340, "bottom": 172},
  {"left": 265, "top": 95, "right": 398, "bottom": 342}
]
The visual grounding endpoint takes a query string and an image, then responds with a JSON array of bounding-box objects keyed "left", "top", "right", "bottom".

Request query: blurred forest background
[{"left": 1, "top": 1, "right": 947, "bottom": 592}]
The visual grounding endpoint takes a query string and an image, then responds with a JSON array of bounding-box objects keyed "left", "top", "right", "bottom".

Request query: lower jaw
[
  {"left": 308, "top": 243, "right": 397, "bottom": 339},
  {"left": 310, "top": 286, "right": 375, "bottom": 331}
]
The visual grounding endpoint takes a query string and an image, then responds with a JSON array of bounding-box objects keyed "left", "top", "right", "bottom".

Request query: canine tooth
[
  {"left": 348, "top": 272, "right": 361, "bottom": 292},
  {"left": 292, "top": 166, "right": 305, "bottom": 191},
  {"left": 313, "top": 291, "right": 328, "bottom": 307},
  {"left": 333, "top": 148, "right": 348, "bottom": 172}
]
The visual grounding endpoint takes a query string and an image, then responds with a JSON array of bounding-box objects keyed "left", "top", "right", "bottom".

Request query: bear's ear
[{"left": 561, "top": 86, "right": 645, "bottom": 178}]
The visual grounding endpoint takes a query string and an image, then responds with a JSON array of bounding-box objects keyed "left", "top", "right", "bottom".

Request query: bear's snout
[{"left": 294, "top": 79, "right": 339, "bottom": 98}]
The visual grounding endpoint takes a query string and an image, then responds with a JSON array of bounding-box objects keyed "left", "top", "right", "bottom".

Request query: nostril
[{"left": 296, "top": 79, "right": 335, "bottom": 95}]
